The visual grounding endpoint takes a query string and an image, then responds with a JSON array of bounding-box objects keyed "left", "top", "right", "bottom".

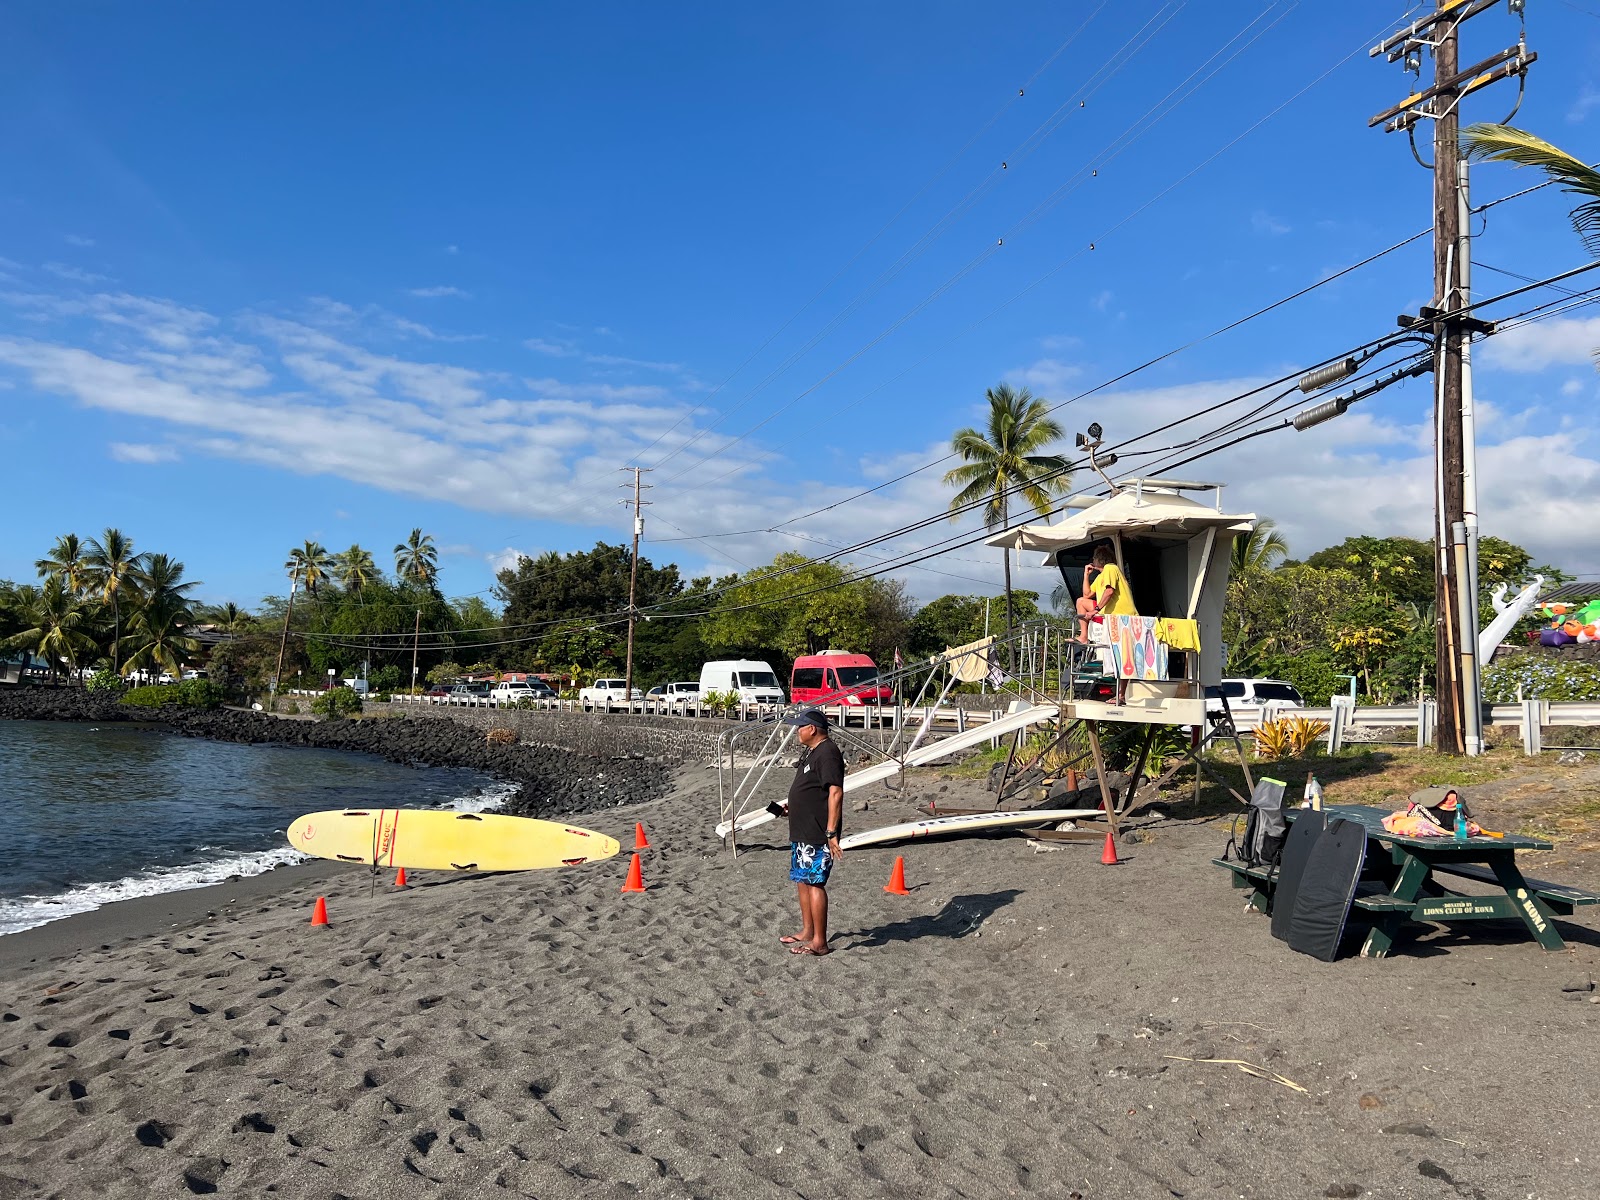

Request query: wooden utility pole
[
  {"left": 272, "top": 577, "right": 298, "bottom": 705},
  {"left": 410, "top": 607, "right": 422, "bottom": 694},
  {"left": 1369, "top": 2, "right": 1534, "bottom": 754},
  {"left": 621, "top": 467, "right": 652, "bottom": 701}
]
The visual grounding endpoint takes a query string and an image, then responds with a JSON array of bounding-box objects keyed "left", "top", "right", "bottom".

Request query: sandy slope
[{"left": 1, "top": 766, "right": 1598, "bottom": 1199}]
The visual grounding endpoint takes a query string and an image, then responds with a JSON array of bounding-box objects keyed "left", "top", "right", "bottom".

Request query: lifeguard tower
[{"left": 987, "top": 477, "right": 1260, "bottom": 813}]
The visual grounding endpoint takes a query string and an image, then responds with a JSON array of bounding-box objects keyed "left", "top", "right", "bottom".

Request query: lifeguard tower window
[{"left": 1054, "top": 539, "right": 1170, "bottom": 618}]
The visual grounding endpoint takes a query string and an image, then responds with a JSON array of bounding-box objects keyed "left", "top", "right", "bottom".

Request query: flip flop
[
  {"left": 789, "top": 943, "right": 831, "bottom": 956},
  {"left": 778, "top": 934, "right": 807, "bottom": 946}
]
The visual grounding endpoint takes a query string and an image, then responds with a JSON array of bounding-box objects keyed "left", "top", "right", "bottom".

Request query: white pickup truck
[{"left": 578, "top": 678, "right": 643, "bottom": 708}]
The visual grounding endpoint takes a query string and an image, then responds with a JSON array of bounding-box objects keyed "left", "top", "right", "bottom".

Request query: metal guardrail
[{"left": 1219, "top": 697, "right": 1600, "bottom": 755}]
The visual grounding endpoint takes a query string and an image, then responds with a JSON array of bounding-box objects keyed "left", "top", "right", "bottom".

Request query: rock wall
[{"left": 363, "top": 701, "right": 732, "bottom": 763}]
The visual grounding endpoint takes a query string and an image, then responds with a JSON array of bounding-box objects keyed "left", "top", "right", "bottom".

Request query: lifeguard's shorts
[{"left": 789, "top": 842, "right": 835, "bottom": 886}]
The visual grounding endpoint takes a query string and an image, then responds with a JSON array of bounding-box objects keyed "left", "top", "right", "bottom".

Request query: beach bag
[{"left": 1226, "top": 777, "right": 1289, "bottom": 868}]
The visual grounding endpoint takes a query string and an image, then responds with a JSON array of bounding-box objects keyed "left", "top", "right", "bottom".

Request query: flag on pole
[{"left": 893, "top": 646, "right": 903, "bottom": 671}]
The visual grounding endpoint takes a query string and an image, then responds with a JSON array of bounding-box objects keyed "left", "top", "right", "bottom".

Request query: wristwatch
[{"left": 825, "top": 829, "right": 840, "bottom": 839}]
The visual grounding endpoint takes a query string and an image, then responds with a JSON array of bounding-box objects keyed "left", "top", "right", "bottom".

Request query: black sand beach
[{"left": 3, "top": 747, "right": 1598, "bottom": 1199}]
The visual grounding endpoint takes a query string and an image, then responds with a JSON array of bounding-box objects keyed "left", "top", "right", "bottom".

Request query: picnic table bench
[{"left": 1215, "top": 803, "right": 1600, "bottom": 958}]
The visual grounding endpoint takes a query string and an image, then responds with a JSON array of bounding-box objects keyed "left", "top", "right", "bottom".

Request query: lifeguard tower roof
[{"left": 985, "top": 479, "right": 1255, "bottom": 563}]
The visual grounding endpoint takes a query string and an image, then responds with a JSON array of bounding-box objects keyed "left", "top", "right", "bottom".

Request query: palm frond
[{"left": 1461, "top": 124, "right": 1600, "bottom": 255}]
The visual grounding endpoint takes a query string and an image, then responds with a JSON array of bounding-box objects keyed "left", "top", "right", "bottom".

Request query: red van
[{"left": 789, "top": 650, "right": 893, "bottom": 706}]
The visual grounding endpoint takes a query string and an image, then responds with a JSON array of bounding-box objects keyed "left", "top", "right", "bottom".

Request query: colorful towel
[{"left": 1104, "top": 614, "right": 1167, "bottom": 680}]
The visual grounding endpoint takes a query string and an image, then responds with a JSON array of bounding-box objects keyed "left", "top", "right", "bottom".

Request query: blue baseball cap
[{"left": 782, "top": 709, "right": 829, "bottom": 732}]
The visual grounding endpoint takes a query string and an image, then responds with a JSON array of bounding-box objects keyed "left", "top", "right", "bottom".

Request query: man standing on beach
[{"left": 780, "top": 709, "right": 844, "bottom": 957}]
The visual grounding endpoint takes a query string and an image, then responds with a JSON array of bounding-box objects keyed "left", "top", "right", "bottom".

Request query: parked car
[
  {"left": 1204, "top": 678, "right": 1305, "bottom": 716},
  {"left": 699, "top": 659, "right": 786, "bottom": 706},
  {"left": 645, "top": 682, "right": 698, "bottom": 704},
  {"left": 490, "top": 679, "right": 555, "bottom": 704},
  {"left": 579, "top": 678, "right": 643, "bottom": 708},
  {"left": 446, "top": 683, "right": 491, "bottom": 704},
  {"left": 425, "top": 684, "right": 453, "bottom": 698},
  {"left": 790, "top": 650, "right": 892, "bottom": 706}
]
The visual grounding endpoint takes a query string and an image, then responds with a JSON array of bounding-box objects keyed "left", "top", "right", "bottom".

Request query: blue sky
[{"left": 3, "top": 1, "right": 1599, "bottom": 610}]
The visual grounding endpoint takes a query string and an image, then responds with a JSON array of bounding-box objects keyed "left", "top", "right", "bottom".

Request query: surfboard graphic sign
[{"left": 287, "top": 809, "right": 620, "bottom": 872}]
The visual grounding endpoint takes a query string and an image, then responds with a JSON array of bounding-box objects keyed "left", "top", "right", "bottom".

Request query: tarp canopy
[{"left": 985, "top": 484, "right": 1256, "bottom": 562}]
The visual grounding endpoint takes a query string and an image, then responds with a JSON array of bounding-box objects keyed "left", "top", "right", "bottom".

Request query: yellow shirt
[{"left": 1092, "top": 562, "right": 1138, "bottom": 616}]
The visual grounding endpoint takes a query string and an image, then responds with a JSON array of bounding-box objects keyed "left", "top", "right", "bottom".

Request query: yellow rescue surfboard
[{"left": 286, "top": 808, "right": 620, "bottom": 872}]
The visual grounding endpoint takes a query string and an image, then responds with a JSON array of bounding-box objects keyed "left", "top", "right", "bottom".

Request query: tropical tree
[
  {"left": 337, "top": 544, "right": 379, "bottom": 593},
  {"left": 1231, "top": 519, "right": 1290, "bottom": 572},
  {"left": 199, "top": 601, "right": 254, "bottom": 639},
  {"left": 84, "top": 528, "right": 143, "bottom": 673},
  {"left": 941, "top": 384, "right": 1070, "bottom": 647},
  {"left": 134, "top": 553, "right": 201, "bottom": 607},
  {"left": 286, "top": 541, "right": 334, "bottom": 596},
  {"left": 36, "top": 533, "right": 90, "bottom": 597},
  {"left": 120, "top": 593, "right": 201, "bottom": 683},
  {"left": 5, "top": 579, "right": 97, "bottom": 683},
  {"left": 1462, "top": 124, "right": 1600, "bottom": 257},
  {"left": 394, "top": 528, "right": 439, "bottom": 587}
]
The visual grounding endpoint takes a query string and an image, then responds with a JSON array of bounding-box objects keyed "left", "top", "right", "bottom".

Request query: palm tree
[
  {"left": 1462, "top": 125, "right": 1600, "bottom": 256},
  {"left": 5, "top": 578, "right": 97, "bottom": 684},
  {"left": 200, "top": 601, "right": 253, "bottom": 640},
  {"left": 1231, "top": 519, "right": 1290, "bottom": 571},
  {"left": 120, "top": 593, "right": 201, "bottom": 683},
  {"left": 942, "top": 384, "right": 1071, "bottom": 647},
  {"left": 36, "top": 533, "right": 90, "bottom": 597},
  {"left": 337, "top": 544, "right": 379, "bottom": 593},
  {"left": 133, "top": 553, "right": 201, "bottom": 606},
  {"left": 394, "top": 528, "right": 439, "bottom": 587},
  {"left": 84, "top": 528, "right": 143, "bottom": 674},
  {"left": 286, "top": 541, "right": 334, "bottom": 596}
]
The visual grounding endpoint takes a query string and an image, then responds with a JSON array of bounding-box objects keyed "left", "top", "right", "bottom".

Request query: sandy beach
[{"left": 2, "top": 758, "right": 1598, "bottom": 1200}]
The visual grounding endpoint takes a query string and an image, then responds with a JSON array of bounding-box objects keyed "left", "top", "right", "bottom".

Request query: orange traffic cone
[
  {"left": 633, "top": 822, "right": 651, "bottom": 851},
  {"left": 310, "top": 896, "right": 329, "bottom": 926},
  {"left": 883, "top": 856, "right": 910, "bottom": 895},
  {"left": 394, "top": 866, "right": 408, "bottom": 887},
  {"left": 1100, "top": 831, "right": 1120, "bottom": 866},
  {"left": 621, "top": 853, "right": 647, "bottom": 893}
]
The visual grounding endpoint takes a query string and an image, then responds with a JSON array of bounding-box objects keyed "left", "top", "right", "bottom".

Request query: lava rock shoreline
[{"left": 0, "top": 688, "right": 675, "bottom": 818}]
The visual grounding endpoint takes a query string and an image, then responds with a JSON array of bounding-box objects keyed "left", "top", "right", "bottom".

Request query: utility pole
[
  {"left": 410, "top": 607, "right": 422, "bottom": 694},
  {"left": 620, "top": 467, "right": 652, "bottom": 702},
  {"left": 1370, "top": 1, "right": 1534, "bottom": 755},
  {"left": 272, "top": 576, "right": 298, "bottom": 707}
]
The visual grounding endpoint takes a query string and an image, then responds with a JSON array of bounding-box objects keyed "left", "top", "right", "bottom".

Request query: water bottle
[
  {"left": 1455, "top": 807, "right": 1468, "bottom": 840},
  {"left": 1302, "top": 773, "right": 1323, "bottom": 811}
]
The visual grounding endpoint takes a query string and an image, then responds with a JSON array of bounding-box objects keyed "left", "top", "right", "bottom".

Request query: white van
[{"left": 699, "top": 659, "right": 786, "bottom": 706}]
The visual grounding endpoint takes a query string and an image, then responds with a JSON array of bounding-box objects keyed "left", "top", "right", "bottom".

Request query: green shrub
[
  {"left": 122, "top": 683, "right": 181, "bottom": 708},
  {"left": 86, "top": 669, "right": 124, "bottom": 694},
  {"left": 278, "top": 698, "right": 301, "bottom": 715},
  {"left": 1483, "top": 653, "right": 1600, "bottom": 702},
  {"left": 311, "top": 686, "right": 364, "bottom": 719},
  {"left": 372, "top": 692, "right": 392, "bottom": 703},
  {"left": 176, "top": 678, "right": 225, "bottom": 708},
  {"left": 120, "top": 679, "right": 225, "bottom": 709}
]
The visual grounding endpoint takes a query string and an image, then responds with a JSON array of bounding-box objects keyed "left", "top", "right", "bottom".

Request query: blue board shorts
[{"left": 789, "top": 842, "right": 835, "bottom": 886}]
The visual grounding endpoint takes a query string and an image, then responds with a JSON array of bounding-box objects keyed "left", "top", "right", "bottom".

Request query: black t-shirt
[{"left": 787, "top": 737, "right": 846, "bottom": 847}]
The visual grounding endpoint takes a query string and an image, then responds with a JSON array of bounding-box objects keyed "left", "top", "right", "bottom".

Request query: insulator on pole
[{"left": 1298, "top": 356, "right": 1359, "bottom": 393}]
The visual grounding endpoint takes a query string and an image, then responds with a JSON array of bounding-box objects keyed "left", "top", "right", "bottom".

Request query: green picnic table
[{"left": 1216, "top": 803, "right": 1600, "bottom": 958}]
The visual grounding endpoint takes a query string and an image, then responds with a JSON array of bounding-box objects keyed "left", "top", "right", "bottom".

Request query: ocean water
[{"left": 0, "top": 720, "right": 514, "bottom": 936}]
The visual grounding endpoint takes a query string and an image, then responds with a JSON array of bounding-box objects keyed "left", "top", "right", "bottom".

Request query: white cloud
[
  {"left": 1251, "top": 211, "right": 1291, "bottom": 236},
  {"left": 525, "top": 337, "right": 577, "bottom": 357},
  {"left": 63, "top": 234, "right": 96, "bottom": 248},
  {"left": 446, "top": 244, "right": 459, "bottom": 255},
  {"left": 1008, "top": 357, "right": 1082, "bottom": 393},
  {"left": 1481, "top": 317, "right": 1600, "bottom": 371},
  {"left": 109, "top": 441, "right": 179, "bottom": 464},
  {"left": 408, "top": 286, "right": 471, "bottom": 299},
  {"left": 43, "top": 262, "right": 111, "bottom": 285},
  {"left": 1091, "top": 290, "right": 1113, "bottom": 312},
  {"left": 1562, "top": 378, "right": 1587, "bottom": 398},
  {"left": 1569, "top": 84, "right": 1600, "bottom": 124},
  {"left": 488, "top": 547, "right": 535, "bottom": 574}
]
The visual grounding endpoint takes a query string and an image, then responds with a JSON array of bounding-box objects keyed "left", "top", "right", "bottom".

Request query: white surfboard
[{"left": 837, "top": 808, "right": 1103, "bottom": 851}]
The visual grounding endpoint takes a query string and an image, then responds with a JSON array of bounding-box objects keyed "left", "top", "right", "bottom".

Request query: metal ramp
[{"left": 714, "top": 627, "right": 1076, "bottom": 846}]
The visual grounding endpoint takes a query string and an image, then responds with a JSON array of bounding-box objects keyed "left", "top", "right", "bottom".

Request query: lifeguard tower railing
[{"left": 713, "top": 624, "right": 1103, "bottom": 847}]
